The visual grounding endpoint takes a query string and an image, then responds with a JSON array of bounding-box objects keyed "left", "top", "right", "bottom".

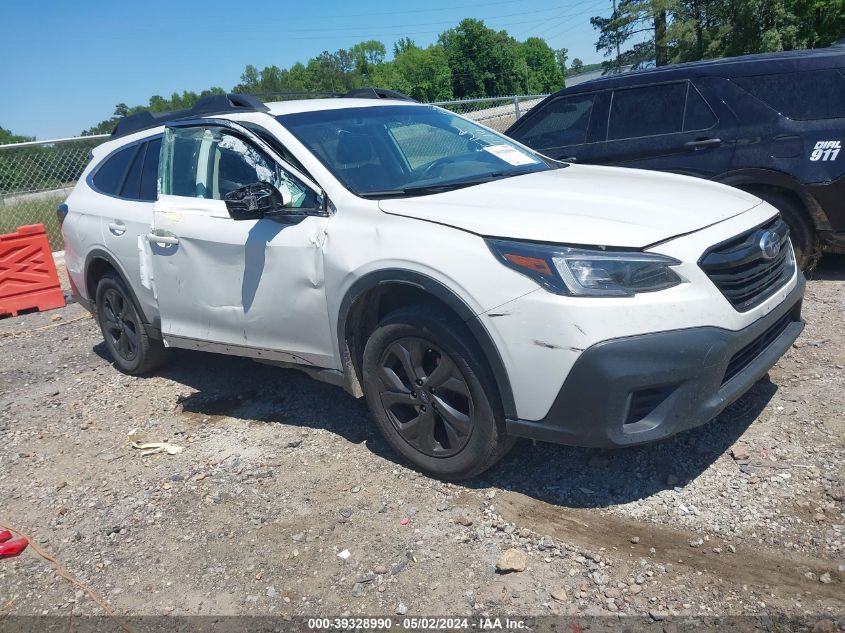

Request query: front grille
[
  {"left": 699, "top": 216, "right": 794, "bottom": 312},
  {"left": 722, "top": 309, "right": 794, "bottom": 384},
  {"left": 625, "top": 385, "right": 676, "bottom": 424}
]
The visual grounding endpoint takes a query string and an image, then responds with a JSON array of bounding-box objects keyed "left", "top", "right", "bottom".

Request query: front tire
[
  {"left": 362, "top": 304, "right": 514, "bottom": 480},
  {"left": 95, "top": 272, "right": 171, "bottom": 375}
]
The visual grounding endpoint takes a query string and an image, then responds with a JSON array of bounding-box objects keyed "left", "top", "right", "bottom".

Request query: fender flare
[
  {"left": 84, "top": 248, "right": 162, "bottom": 338},
  {"left": 337, "top": 269, "right": 517, "bottom": 419},
  {"left": 715, "top": 168, "right": 832, "bottom": 231}
]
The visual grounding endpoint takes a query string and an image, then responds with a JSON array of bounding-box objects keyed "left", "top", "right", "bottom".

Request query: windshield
[{"left": 277, "top": 105, "right": 554, "bottom": 198}]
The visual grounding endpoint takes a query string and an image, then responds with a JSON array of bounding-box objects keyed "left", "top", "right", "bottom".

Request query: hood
[{"left": 378, "top": 164, "right": 762, "bottom": 248}]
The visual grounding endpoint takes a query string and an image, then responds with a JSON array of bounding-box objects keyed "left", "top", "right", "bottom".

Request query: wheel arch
[
  {"left": 84, "top": 249, "right": 161, "bottom": 338},
  {"left": 337, "top": 270, "right": 517, "bottom": 420},
  {"left": 715, "top": 169, "right": 832, "bottom": 231}
]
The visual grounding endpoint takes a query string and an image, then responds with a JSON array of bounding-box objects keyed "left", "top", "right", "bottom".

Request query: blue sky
[{"left": 1, "top": 0, "right": 611, "bottom": 139}]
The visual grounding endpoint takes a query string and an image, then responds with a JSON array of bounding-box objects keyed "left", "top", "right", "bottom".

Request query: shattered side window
[{"left": 160, "top": 126, "right": 316, "bottom": 208}]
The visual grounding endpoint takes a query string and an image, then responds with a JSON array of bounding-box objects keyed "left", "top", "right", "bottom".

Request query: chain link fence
[
  {"left": 0, "top": 135, "right": 108, "bottom": 249},
  {"left": 431, "top": 94, "right": 547, "bottom": 132},
  {"left": 0, "top": 94, "right": 546, "bottom": 250}
]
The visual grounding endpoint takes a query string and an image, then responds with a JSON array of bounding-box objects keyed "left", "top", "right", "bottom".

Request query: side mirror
[{"left": 223, "top": 182, "right": 286, "bottom": 221}]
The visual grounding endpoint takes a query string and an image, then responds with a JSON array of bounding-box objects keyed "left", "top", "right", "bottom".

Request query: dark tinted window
[
  {"left": 139, "top": 138, "right": 161, "bottom": 201},
  {"left": 733, "top": 70, "right": 845, "bottom": 120},
  {"left": 92, "top": 146, "right": 135, "bottom": 195},
  {"left": 608, "top": 83, "right": 687, "bottom": 140},
  {"left": 120, "top": 144, "right": 144, "bottom": 199},
  {"left": 512, "top": 95, "right": 594, "bottom": 149},
  {"left": 684, "top": 85, "right": 717, "bottom": 131}
]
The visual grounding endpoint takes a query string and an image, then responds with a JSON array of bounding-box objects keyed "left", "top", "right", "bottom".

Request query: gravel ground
[{"left": 0, "top": 258, "right": 842, "bottom": 623}]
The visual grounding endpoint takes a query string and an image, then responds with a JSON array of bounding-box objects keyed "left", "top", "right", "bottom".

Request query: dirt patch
[{"left": 496, "top": 492, "right": 843, "bottom": 601}]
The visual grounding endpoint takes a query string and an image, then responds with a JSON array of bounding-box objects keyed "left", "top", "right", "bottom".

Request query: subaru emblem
[{"left": 758, "top": 231, "right": 781, "bottom": 260}]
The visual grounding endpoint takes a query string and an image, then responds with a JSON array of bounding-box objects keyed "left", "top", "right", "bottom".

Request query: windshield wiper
[
  {"left": 360, "top": 181, "right": 481, "bottom": 199},
  {"left": 360, "top": 169, "right": 540, "bottom": 199}
]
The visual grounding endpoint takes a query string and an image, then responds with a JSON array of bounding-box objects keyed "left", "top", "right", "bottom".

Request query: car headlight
[{"left": 487, "top": 238, "right": 682, "bottom": 297}]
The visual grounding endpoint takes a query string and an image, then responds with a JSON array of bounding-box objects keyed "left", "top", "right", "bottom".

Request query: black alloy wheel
[
  {"left": 94, "top": 271, "right": 171, "bottom": 375},
  {"left": 101, "top": 287, "right": 139, "bottom": 363},
  {"left": 362, "top": 304, "right": 514, "bottom": 479},
  {"left": 377, "top": 338, "right": 474, "bottom": 457}
]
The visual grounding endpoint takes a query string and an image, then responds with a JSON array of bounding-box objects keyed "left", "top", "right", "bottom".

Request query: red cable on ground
[{"left": 0, "top": 520, "right": 135, "bottom": 633}]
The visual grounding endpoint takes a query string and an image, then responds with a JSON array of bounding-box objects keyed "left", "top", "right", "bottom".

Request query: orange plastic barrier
[{"left": 0, "top": 224, "right": 66, "bottom": 317}]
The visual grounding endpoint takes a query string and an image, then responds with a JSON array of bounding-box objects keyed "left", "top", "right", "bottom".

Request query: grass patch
[{"left": 0, "top": 195, "right": 65, "bottom": 250}]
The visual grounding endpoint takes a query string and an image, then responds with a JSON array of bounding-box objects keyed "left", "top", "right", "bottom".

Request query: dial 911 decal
[{"left": 810, "top": 140, "right": 841, "bottom": 162}]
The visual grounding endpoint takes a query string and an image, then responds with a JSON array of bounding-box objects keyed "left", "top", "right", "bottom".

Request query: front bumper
[{"left": 505, "top": 275, "right": 805, "bottom": 448}]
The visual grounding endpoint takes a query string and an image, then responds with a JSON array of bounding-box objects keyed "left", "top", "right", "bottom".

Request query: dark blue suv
[{"left": 506, "top": 41, "right": 845, "bottom": 269}]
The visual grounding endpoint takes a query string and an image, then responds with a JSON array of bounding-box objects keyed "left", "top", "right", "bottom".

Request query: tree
[
  {"left": 591, "top": 0, "right": 845, "bottom": 71},
  {"left": 0, "top": 126, "right": 34, "bottom": 145},
  {"left": 351, "top": 40, "right": 387, "bottom": 74},
  {"left": 372, "top": 42, "right": 454, "bottom": 101},
  {"left": 393, "top": 37, "right": 416, "bottom": 56},
  {"left": 570, "top": 57, "right": 584, "bottom": 73},
  {"left": 439, "top": 19, "right": 526, "bottom": 98},
  {"left": 520, "top": 38, "right": 565, "bottom": 93},
  {"left": 555, "top": 47, "right": 569, "bottom": 79},
  {"left": 591, "top": 0, "right": 673, "bottom": 72}
]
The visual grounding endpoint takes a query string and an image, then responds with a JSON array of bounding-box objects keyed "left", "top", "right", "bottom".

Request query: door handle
[
  {"left": 147, "top": 232, "right": 179, "bottom": 246},
  {"left": 684, "top": 138, "right": 722, "bottom": 150},
  {"left": 108, "top": 221, "right": 126, "bottom": 236},
  {"left": 561, "top": 156, "right": 578, "bottom": 163}
]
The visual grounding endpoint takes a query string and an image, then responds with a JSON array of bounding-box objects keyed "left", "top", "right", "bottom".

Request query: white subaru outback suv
[{"left": 61, "top": 91, "right": 805, "bottom": 479}]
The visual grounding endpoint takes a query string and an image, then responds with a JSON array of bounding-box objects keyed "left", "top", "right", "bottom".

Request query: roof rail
[
  {"left": 342, "top": 88, "right": 416, "bottom": 102},
  {"left": 111, "top": 93, "right": 270, "bottom": 138}
]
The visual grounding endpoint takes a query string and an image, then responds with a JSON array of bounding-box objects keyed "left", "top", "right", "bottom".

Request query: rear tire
[
  {"left": 754, "top": 190, "right": 820, "bottom": 271},
  {"left": 95, "top": 271, "right": 171, "bottom": 375},
  {"left": 362, "top": 304, "right": 514, "bottom": 480}
]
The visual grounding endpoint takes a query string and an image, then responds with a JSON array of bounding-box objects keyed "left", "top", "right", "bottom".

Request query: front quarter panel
[
  {"left": 475, "top": 203, "right": 798, "bottom": 421},
  {"left": 324, "top": 200, "right": 539, "bottom": 349}
]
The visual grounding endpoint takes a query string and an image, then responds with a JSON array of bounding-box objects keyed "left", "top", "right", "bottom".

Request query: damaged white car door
[{"left": 147, "top": 120, "right": 335, "bottom": 367}]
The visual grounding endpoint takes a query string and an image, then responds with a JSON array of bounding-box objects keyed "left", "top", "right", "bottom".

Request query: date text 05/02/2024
[{"left": 306, "top": 617, "right": 528, "bottom": 630}]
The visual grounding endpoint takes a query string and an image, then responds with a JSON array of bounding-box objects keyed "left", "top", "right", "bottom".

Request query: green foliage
[
  {"left": 370, "top": 42, "right": 454, "bottom": 101},
  {"left": 0, "top": 195, "right": 65, "bottom": 249},
  {"left": 0, "top": 126, "right": 34, "bottom": 145},
  {"left": 439, "top": 19, "right": 522, "bottom": 97},
  {"left": 592, "top": 0, "right": 845, "bottom": 71}
]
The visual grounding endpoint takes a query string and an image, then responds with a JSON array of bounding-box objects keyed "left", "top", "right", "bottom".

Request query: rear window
[
  {"left": 511, "top": 94, "right": 595, "bottom": 150},
  {"left": 608, "top": 83, "right": 687, "bottom": 140},
  {"left": 733, "top": 70, "right": 845, "bottom": 120},
  {"left": 92, "top": 138, "right": 160, "bottom": 200},
  {"left": 92, "top": 145, "right": 135, "bottom": 195}
]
